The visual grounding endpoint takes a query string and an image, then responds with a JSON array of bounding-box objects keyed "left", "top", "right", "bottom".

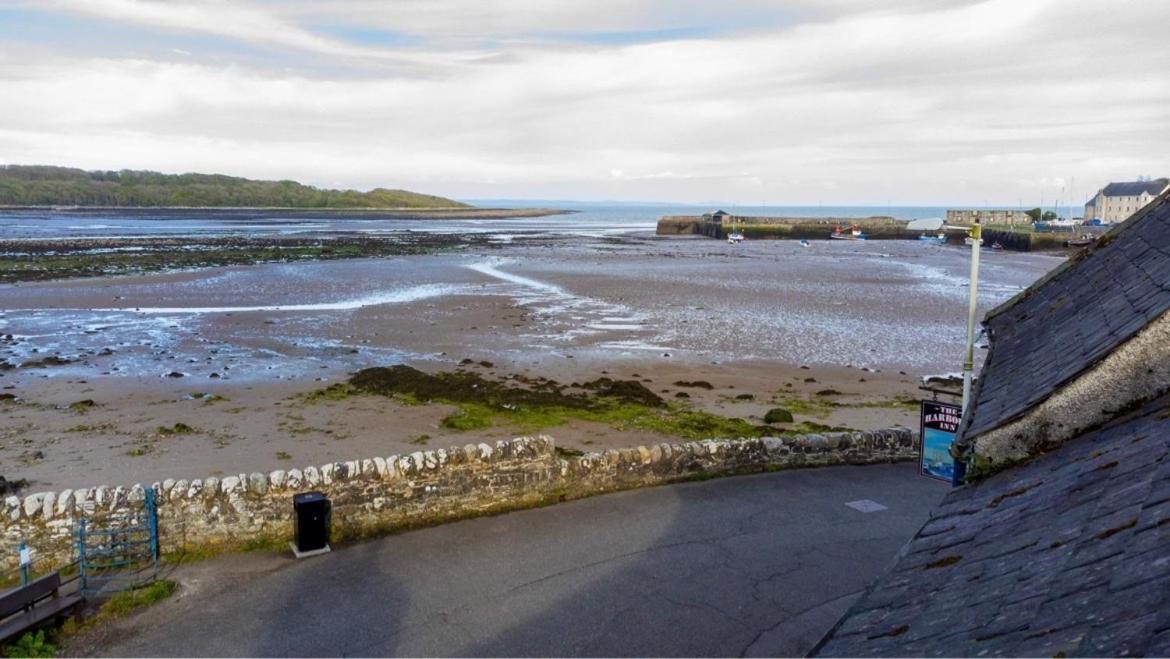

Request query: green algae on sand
[{"left": 311, "top": 365, "right": 831, "bottom": 440}]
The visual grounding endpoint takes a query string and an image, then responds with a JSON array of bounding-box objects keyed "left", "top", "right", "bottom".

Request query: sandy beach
[{"left": 0, "top": 227, "right": 1062, "bottom": 491}]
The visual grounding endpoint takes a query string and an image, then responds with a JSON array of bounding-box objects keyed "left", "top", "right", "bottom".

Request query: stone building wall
[
  {"left": 1089, "top": 191, "right": 1156, "bottom": 223},
  {"left": 1, "top": 429, "right": 917, "bottom": 572},
  {"left": 945, "top": 209, "right": 1031, "bottom": 225}
]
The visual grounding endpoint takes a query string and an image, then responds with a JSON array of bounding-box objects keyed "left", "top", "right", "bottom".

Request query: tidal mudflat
[{"left": 0, "top": 216, "right": 1061, "bottom": 491}]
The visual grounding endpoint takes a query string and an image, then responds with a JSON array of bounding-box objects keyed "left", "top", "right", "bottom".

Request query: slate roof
[
  {"left": 814, "top": 392, "right": 1170, "bottom": 657},
  {"left": 960, "top": 190, "right": 1170, "bottom": 440},
  {"left": 1100, "top": 179, "right": 1169, "bottom": 198}
]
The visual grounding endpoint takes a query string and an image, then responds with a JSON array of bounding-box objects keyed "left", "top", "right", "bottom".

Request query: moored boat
[{"left": 830, "top": 224, "right": 867, "bottom": 240}]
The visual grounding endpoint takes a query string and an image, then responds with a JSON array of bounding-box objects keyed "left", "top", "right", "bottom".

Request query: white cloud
[
  {"left": 41, "top": 0, "right": 447, "bottom": 67},
  {"left": 1, "top": 0, "right": 1168, "bottom": 204}
]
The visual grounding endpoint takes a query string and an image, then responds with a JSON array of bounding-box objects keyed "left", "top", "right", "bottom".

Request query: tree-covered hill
[{"left": 0, "top": 165, "right": 469, "bottom": 209}]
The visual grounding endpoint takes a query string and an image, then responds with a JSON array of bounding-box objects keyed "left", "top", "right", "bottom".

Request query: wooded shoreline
[{"left": 0, "top": 206, "right": 575, "bottom": 219}]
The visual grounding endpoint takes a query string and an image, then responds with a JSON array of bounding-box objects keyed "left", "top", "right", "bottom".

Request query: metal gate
[{"left": 76, "top": 488, "right": 159, "bottom": 595}]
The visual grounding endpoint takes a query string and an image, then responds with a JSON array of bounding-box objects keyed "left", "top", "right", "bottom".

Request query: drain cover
[{"left": 845, "top": 499, "right": 888, "bottom": 513}]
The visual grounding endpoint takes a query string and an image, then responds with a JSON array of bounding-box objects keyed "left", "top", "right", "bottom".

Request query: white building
[{"left": 1084, "top": 179, "right": 1169, "bottom": 223}]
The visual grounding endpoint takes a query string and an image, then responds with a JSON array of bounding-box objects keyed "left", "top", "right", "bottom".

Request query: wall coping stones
[{"left": 1, "top": 429, "right": 916, "bottom": 570}]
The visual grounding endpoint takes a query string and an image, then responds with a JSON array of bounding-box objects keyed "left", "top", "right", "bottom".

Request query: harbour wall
[
  {"left": 657, "top": 216, "right": 929, "bottom": 241},
  {"left": 980, "top": 228, "right": 1095, "bottom": 252},
  {"left": 1, "top": 429, "right": 917, "bottom": 572},
  {"left": 946, "top": 209, "right": 1031, "bottom": 225},
  {"left": 658, "top": 216, "right": 1085, "bottom": 251}
]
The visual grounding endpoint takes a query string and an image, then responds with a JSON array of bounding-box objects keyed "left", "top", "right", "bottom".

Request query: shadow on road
[{"left": 91, "top": 464, "right": 944, "bottom": 657}]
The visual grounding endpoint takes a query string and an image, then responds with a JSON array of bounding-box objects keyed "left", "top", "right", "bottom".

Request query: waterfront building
[{"left": 1083, "top": 178, "right": 1169, "bottom": 223}]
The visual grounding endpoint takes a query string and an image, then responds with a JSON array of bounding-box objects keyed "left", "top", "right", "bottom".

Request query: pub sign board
[{"left": 920, "top": 400, "right": 962, "bottom": 482}]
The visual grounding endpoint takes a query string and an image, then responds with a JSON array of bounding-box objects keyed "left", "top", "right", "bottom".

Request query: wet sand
[
  {"left": 1, "top": 361, "right": 920, "bottom": 491},
  {"left": 0, "top": 234, "right": 1062, "bottom": 491}
]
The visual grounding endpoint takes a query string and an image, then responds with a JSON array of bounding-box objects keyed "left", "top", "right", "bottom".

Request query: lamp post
[
  {"left": 953, "top": 219, "right": 982, "bottom": 486},
  {"left": 961, "top": 220, "right": 982, "bottom": 413}
]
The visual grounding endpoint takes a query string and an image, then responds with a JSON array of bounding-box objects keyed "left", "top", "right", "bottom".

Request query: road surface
[{"left": 77, "top": 464, "right": 946, "bottom": 657}]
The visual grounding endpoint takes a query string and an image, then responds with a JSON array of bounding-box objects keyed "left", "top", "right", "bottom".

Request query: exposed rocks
[
  {"left": 0, "top": 476, "right": 28, "bottom": 496},
  {"left": 579, "top": 377, "right": 665, "bottom": 408},
  {"left": 764, "top": 408, "right": 795, "bottom": 424},
  {"left": 18, "top": 355, "right": 72, "bottom": 369},
  {"left": 348, "top": 365, "right": 665, "bottom": 409}
]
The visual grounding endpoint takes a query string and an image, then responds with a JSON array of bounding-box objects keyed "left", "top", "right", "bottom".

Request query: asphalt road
[{"left": 81, "top": 464, "right": 946, "bottom": 657}]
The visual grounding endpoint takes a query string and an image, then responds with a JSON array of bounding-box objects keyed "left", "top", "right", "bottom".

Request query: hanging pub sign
[{"left": 919, "top": 400, "right": 962, "bottom": 482}]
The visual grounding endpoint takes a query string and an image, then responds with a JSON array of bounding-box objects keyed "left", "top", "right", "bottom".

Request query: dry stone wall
[{"left": 1, "top": 429, "right": 916, "bottom": 571}]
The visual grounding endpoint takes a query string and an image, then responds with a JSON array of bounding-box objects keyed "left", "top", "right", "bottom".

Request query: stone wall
[
  {"left": 1, "top": 429, "right": 917, "bottom": 572},
  {"left": 967, "top": 309, "right": 1170, "bottom": 472},
  {"left": 655, "top": 215, "right": 919, "bottom": 240},
  {"left": 655, "top": 215, "right": 708, "bottom": 235},
  {"left": 946, "top": 209, "right": 1031, "bottom": 225}
]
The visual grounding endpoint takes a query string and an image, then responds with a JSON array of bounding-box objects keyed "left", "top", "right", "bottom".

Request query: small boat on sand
[
  {"left": 830, "top": 224, "right": 867, "bottom": 240},
  {"left": 991, "top": 242, "right": 1004, "bottom": 251},
  {"left": 799, "top": 239, "right": 811, "bottom": 247},
  {"left": 727, "top": 232, "right": 744, "bottom": 244},
  {"left": 1064, "top": 234, "right": 1096, "bottom": 247},
  {"left": 918, "top": 233, "right": 946, "bottom": 243}
]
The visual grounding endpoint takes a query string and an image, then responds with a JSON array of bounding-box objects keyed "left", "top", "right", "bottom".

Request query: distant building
[
  {"left": 1084, "top": 178, "right": 1169, "bottom": 223},
  {"left": 945, "top": 209, "right": 1030, "bottom": 225},
  {"left": 704, "top": 209, "right": 731, "bottom": 222}
]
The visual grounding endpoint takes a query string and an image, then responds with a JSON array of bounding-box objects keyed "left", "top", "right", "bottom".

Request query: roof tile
[
  {"left": 963, "top": 192, "right": 1170, "bottom": 438},
  {"left": 815, "top": 394, "right": 1170, "bottom": 657}
]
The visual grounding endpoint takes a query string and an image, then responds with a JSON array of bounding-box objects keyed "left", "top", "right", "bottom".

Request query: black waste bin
[{"left": 293, "top": 491, "right": 331, "bottom": 553}]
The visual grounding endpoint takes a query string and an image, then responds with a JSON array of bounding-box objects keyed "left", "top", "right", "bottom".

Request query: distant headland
[{"left": 0, "top": 165, "right": 564, "bottom": 218}]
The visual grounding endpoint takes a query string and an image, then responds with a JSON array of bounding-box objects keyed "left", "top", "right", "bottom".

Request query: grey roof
[
  {"left": 960, "top": 191, "right": 1170, "bottom": 439},
  {"left": 814, "top": 392, "right": 1170, "bottom": 657},
  {"left": 1100, "top": 179, "right": 1169, "bottom": 197}
]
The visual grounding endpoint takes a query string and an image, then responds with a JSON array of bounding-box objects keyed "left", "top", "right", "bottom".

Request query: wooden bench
[{"left": 0, "top": 573, "right": 84, "bottom": 645}]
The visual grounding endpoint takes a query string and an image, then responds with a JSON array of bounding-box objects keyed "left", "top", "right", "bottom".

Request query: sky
[{"left": 1, "top": 0, "right": 1168, "bottom": 205}]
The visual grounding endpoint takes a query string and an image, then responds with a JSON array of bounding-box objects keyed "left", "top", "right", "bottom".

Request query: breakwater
[
  {"left": 1, "top": 430, "right": 917, "bottom": 572},
  {"left": 980, "top": 228, "right": 1093, "bottom": 252},
  {"left": 658, "top": 215, "right": 1088, "bottom": 251},
  {"left": 657, "top": 215, "right": 923, "bottom": 240}
]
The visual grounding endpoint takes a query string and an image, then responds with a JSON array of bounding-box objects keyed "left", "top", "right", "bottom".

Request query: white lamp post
[{"left": 961, "top": 220, "right": 982, "bottom": 414}]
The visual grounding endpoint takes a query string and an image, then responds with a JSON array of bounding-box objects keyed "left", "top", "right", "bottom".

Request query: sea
[{"left": 0, "top": 203, "right": 1021, "bottom": 241}]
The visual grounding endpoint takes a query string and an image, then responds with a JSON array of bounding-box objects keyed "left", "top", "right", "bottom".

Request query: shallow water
[{"left": 0, "top": 207, "right": 1062, "bottom": 383}]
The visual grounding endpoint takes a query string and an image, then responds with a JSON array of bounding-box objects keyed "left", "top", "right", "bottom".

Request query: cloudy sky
[{"left": 1, "top": 0, "right": 1167, "bottom": 205}]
